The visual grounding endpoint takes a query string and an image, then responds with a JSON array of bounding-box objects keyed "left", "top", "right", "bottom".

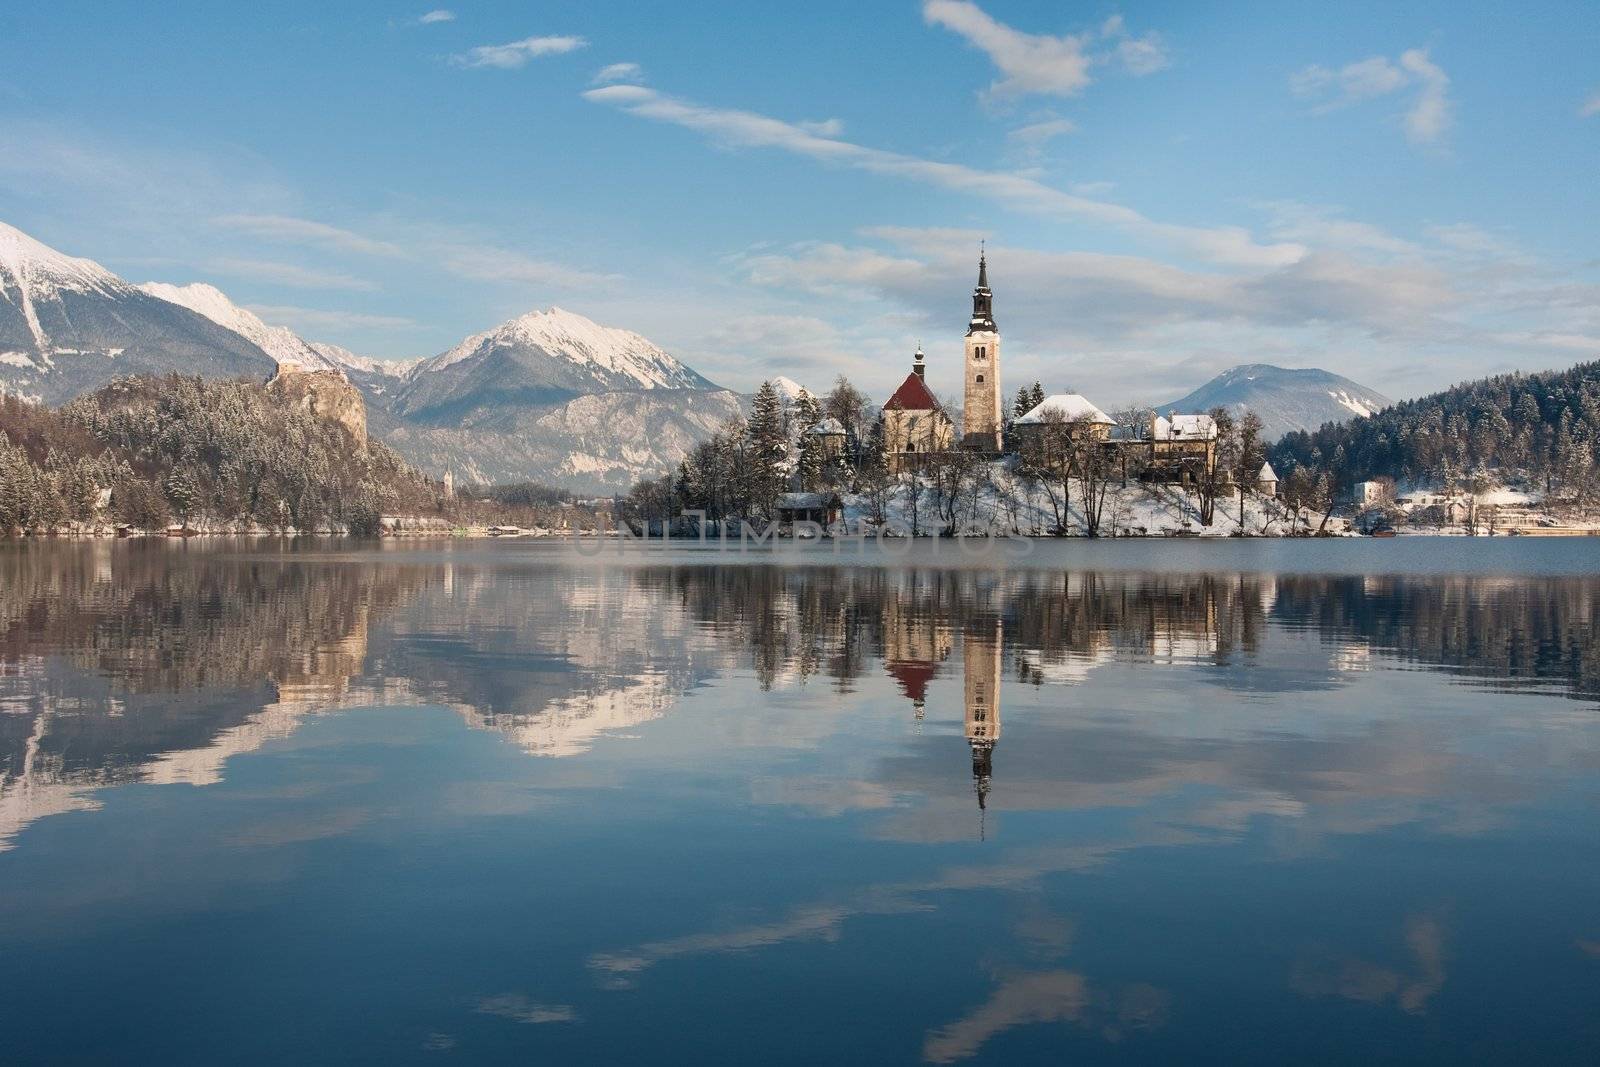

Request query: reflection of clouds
[
  {"left": 924, "top": 970, "right": 1088, "bottom": 1063},
  {"left": 1291, "top": 913, "right": 1447, "bottom": 1015},
  {"left": 588, "top": 833, "right": 1197, "bottom": 988},
  {"left": 922, "top": 970, "right": 1171, "bottom": 1063},
  {"left": 475, "top": 994, "right": 579, "bottom": 1025},
  {"left": 748, "top": 775, "right": 900, "bottom": 817},
  {"left": 225, "top": 807, "right": 370, "bottom": 848}
]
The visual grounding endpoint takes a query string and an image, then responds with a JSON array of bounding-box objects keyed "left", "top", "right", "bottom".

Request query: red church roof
[{"left": 884, "top": 372, "right": 940, "bottom": 411}]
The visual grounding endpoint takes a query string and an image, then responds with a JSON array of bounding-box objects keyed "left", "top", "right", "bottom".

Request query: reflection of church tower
[{"left": 964, "top": 619, "right": 1003, "bottom": 835}]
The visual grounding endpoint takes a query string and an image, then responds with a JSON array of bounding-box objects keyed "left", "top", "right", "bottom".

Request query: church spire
[{"left": 968, "top": 244, "right": 996, "bottom": 335}]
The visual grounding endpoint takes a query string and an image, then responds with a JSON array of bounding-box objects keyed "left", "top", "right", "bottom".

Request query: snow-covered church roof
[
  {"left": 1016, "top": 394, "right": 1116, "bottom": 427},
  {"left": 1259, "top": 461, "right": 1278, "bottom": 482}
]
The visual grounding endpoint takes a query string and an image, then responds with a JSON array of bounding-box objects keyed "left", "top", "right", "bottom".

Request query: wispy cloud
[
  {"left": 922, "top": 1, "right": 1166, "bottom": 101},
  {"left": 923, "top": 0, "right": 1092, "bottom": 99},
  {"left": 797, "top": 117, "right": 845, "bottom": 136},
  {"left": 1291, "top": 48, "right": 1452, "bottom": 144},
  {"left": 582, "top": 84, "right": 1301, "bottom": 268},
  {"left": 1579, "top": 90, "right": 1600, "bottom": 118},
  {"left": 417, "top": 9, "right": 454, "bottom": 24},
  {"left": 246, "top": 304, "right": 417, "bottom": 331},
  {"left": 211, "top": 258, "right": 378, "bottom": 291},
  {"left": 441, "top": 244, "right": 621, "bottom": 288},
  {"left": 213, "top": 214, "right": 404, "bottom": 257},
  {"left": 592, "top": 61, "right": 643, "bottom": 86},
  {"left": 452, "top": 35, "right": 587, "bottom": 70},
  {"left": 1007, "top": 116, "right": 1077, "bottom": 157},
  {"left": 1399, "top": 49, "right": 1451, "bottom": 144}
]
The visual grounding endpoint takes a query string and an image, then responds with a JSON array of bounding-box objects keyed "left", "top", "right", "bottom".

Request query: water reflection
[
  {"left": 3, "top": 544, "right": 1599, "bottom": 855},
  {"left": 0, "top": 542, "right": 1596, "bottom": 1062}
]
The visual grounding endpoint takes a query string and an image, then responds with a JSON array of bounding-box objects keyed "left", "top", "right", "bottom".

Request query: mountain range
[
  {"left": 0, "top": 221, "right": 742, "bottom": 492},
  {"left": 1161, "top": 364, "right": 1392, "bottom": 441},
  {"left": 4, "top": 219, "right": 1395, "bottom": 486}
]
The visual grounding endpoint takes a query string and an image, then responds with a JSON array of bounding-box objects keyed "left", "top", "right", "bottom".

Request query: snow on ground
[{"left": 837, "top": 460, "right": 1319, "bottom": 537}]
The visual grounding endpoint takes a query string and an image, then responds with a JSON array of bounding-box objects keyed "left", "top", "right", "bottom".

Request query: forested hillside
[
  {"left": 1271, "top": 360, "right": 1600, "bottom": 499},
  {"left": 0, "top": 375, "right": 440, "bottom": 533}
]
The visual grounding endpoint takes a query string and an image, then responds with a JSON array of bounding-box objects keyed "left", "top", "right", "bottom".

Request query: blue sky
[{"left": 2, "top": 0, "right": 1596, "bottom": 404}]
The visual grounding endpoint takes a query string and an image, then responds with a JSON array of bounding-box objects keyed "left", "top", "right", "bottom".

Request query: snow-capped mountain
[
  {"left": 770, "top": 375, "right": 812, "bottom": 403},
  {"left": 1161, "top": 364, "right": 1391, "bottom": 441},
  {"left": 138, "top": 281, "right": 344, "bottom": 372},
  {"left": 0, "top": 221, "right": 275, "bottom": 403},
  {"left": 1, "top": 221, "right": 746, "bottom": 491},
  {"left": 394, "top": 306, "right": 717, "bottom": 422},
  {"left": 382, "top": 306, "right": 741, "bottom": 490},
  {"left": 137, "top": 281, "right": 420, "bottom": 392}
]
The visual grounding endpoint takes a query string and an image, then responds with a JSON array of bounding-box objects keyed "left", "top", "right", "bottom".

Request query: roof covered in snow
[
  {"left": 1016, "top": 394, "right": 1115, "bottom": 426},
  {"left": 806, "top": 416, "right": 846, "bottom": 436},
  {"left": 1259, "top": 461, "right": 1278, "bottom": 482},
  {"left": 1153, "top": 413, "right": 1218, "bottom": 441}
]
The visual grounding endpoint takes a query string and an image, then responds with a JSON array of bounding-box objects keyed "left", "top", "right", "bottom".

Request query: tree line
[
  {"left": 0, "top": 374, "right": 441, "bottom": 534},
  {"left": 1271, "top": 359, "right": 1600, "bottom": 508}
]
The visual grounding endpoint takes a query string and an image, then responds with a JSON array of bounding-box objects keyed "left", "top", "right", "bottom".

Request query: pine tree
[{"left": 746, "top": 381, "right": 787, "bottom": 517}]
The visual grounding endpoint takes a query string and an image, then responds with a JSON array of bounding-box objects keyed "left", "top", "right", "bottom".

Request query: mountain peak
[
  {"left": 421, "top": 306, "right": 717, "bottom": 392},
  {"left": 139, "top": 279, "right": 345, "bottom": 373},
  {"left": 1162, "top": 362, "right": 1391, "bottom": 440},
  {"left": 0, "top": 221, "right": 125, "bottom": 299}
]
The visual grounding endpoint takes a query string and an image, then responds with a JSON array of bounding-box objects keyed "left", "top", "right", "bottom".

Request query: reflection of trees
[
  {"left": 0, "top": 541, "right": 428, "bottom": 785},
  {"left": 633, "top": 567, "right": 1277, "bottom": 696},
  {"left": 1273, "top": 576, "right": 1600, "bottom": 701},
  {"left": 634, "top": 565, "right": 1600, "bottom": 705}
]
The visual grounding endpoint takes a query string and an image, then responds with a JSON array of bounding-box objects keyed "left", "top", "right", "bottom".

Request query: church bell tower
[{"left": 963, "top": 248, "right": 1002, "bottom": 451}]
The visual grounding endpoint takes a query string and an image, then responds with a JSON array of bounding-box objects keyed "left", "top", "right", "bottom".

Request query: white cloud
[
  {"left": 210, "top": 258, "right": 378, "bottom": 292},
  {"left": 441, "top": 245, "right": 621, "bottom": 288},
  {"left": 452, "top": 35, "right": 587, "bottom": 70},
  {"left": 582, "top": 84, "right": 1302, "bottom": 268},
  {"left": 797, "top": 117, "right": 845, "bottom": 136},
  {"left": 1399, "top": 49, "right": 1451, "bottom": 144},
  {"left": 1290, "top": 48, "right": 1452, "bottom": 144},
  {"left": 923, "top": 0, "right": 1092, "bottom": 99},
  {"left": 212, "top": 214, "right": 403, "bottom": 257},
  {"left": 418, "top": 9, "right": 454, "bottom": 24},
  {"left": 246, "top": 304, "right": 416, "bottom": 331},
  {"left": 923, "top": 1, "right": 1166, "bottom": 101},
  {"left": 1008, "top": 117, "right": 1077, "bottom": 154},
  {"left": 1582, "top": 91, "right": 1600, "bottom": 118},
  {"left": 1291, "top": 57, "right": 1407, "bottom": 109},
  {"left": 592, "top": 62, "right": 644, "bottom": 85},
  {"left": 1115, "top": 34, "right": 1169, "bottom": 76}
]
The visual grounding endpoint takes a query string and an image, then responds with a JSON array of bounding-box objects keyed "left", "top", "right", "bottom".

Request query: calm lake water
[{"left": 1, "top": 538, "right": 1597, "bottom": 1064}]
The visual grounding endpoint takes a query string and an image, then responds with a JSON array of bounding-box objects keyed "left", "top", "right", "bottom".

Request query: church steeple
[{"left": 968, "top": 245, "right": 995, "bottom": 336}]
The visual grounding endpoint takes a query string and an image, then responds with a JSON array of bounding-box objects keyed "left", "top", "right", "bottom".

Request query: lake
[{"left": 1, "top": 538, "right": 1597, "bottom": 1064}]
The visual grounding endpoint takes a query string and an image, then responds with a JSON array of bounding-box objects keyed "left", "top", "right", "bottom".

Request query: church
[{"left": 881, "top": 250, "right": 1003, "bottom": 470}]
